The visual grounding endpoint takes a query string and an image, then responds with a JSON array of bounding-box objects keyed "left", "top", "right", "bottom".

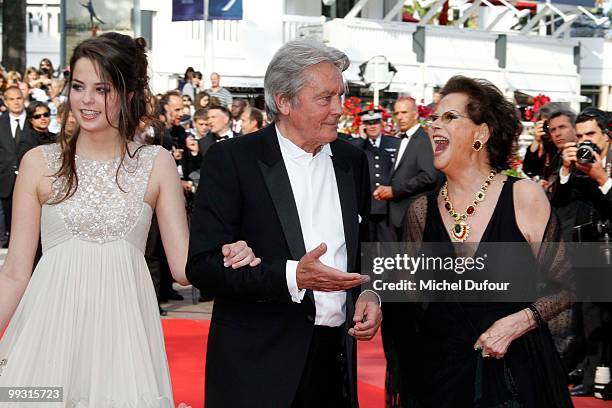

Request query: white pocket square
[{"left": 358, "top": 214, "right": 362, "bottom": 224}]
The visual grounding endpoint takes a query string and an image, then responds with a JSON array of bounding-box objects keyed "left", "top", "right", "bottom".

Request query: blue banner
[
  {"left": 552, "top": 0, "right": 594, "bottom": 5},
  {"left": 208, "top": 0, "right": 243, "bottom": 20},
  {"left": 172, "top": 0, "right": 204, "bottom": 22}
]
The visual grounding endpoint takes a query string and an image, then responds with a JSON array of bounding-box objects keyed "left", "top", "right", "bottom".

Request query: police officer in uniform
[{"left": 349, "top": 109, "right": 400, "bottom": 242}]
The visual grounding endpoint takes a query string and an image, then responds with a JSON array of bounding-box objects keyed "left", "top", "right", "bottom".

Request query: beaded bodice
[{"left": 41, "top": 143, "right": 161, "bottom": 244}]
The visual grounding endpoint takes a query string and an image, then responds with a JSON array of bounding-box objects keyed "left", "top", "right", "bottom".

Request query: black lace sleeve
[
  {"left": 402, "top": 195, "right": 428, "bottom": 244},
  {"left": 531, "top": 211, "right": 575, "bottom": 323}
]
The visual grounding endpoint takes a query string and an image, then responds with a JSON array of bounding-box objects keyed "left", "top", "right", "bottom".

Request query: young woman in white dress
[{"left": 0, "top": 33, "right": 258, "bottom": 407}]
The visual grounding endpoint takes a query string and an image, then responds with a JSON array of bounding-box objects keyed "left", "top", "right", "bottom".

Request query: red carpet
[{"left": 163, "top": 318, "right": 612, "bottom": 408}]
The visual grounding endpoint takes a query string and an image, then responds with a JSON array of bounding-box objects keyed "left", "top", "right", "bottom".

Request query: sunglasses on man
[{"left": 32, "top": 112, "right": 51, "bottom": 119}]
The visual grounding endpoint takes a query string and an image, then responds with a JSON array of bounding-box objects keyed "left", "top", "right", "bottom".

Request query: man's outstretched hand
[{"left": 296, "top": 243, "right": 369, "bottom": 292}]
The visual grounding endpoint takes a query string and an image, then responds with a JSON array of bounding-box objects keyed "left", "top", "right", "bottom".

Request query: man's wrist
[
  {"left": 594, "top": 172, "right": 608, "bottom": 187},
  {"left": 359, "top": 290, "right": 381, "bottom": 307}
]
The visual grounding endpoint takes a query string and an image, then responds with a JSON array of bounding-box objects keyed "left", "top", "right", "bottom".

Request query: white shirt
[
  {"left": 232, "top": 119, "right": 242, "bottom": 134},
  {"left": 394, "top": 123, "right": 422, "bottom": 170},
  {"left": 559, "top": 155, "right": 612, "bottom": 195},
  {"left": 217, "top": 128, "right": 234, "bottom": 141},
  {"left": 9, "top": 111, "right": 26, "bottom": 138},
  {"left": 276, "top": 126, "right": 348, "bottom": 327},
  {"left": 368, "top": 135, "right": 381, "bottom": 148}
]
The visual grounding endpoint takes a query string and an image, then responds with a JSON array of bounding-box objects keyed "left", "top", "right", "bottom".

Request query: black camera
[
  {"left": 542, "top": 120, "right": 550, "bottom": 139},
  {"left": 576, "top": 140, "right": 601, "bottom": 164}
]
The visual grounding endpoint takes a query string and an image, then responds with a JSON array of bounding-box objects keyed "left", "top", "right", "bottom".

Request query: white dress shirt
[
  {"left": 276, "top": 126, "right": 348, "bottom": 327},
  {"left": 559, "top": 155, "right": 612, "bottom": 195},
  {"left": 217, "top": 128, "right": 234, "bottom": 140},
  {"left": 369, "top": 135, "right": 381, "bottom": 148},
  {"left": 394, "top": 123, "right": 422, "bottom": 170},
  {"left": 9, "top": 111, "right": 26, "bottom": 138}
]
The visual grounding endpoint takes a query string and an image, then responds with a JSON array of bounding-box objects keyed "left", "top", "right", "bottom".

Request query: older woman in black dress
[{"left": 392, "top": 76, "right": 573, "bottom": 407}]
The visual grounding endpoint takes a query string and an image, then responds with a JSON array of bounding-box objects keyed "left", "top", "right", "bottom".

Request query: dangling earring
[{"left": 472, "top": 140, "right": 483, "bottom": 152}]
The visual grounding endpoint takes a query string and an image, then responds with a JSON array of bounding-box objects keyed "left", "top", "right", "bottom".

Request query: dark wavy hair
[
  {"left": 440, "top": 75, "right": 522, "bottom": 170},
  {"left": 53, "top": 32, "right": 157, "bottom": 203},
  {"left": 26, "top": 101, "right": 50, "bottom": 123}
]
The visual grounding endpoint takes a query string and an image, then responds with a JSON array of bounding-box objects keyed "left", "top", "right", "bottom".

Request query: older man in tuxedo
[{"left": 187, "top": 40, "right": 382, "bottom": 408}]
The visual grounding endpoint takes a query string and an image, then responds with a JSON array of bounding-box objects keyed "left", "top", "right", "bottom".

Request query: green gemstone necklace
[{"left": 441, "top": 169, "right": 497, "bottom": 242}]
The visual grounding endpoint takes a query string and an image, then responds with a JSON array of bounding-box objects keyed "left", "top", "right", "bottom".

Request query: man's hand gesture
[{"left": 296, "top": 243, "right": 369, "bottom": 292}]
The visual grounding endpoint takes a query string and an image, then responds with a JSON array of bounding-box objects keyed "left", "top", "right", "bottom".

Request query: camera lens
[{"left": 576, "top": 141, "right": 601, "bottom": 164}]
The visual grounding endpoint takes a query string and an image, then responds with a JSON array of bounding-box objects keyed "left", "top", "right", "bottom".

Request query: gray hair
[
  {"left": 549, "top": 108, "right": 577, "bottom": 126},
  {"left": 264, "top": 39, "right": 349, "bottom": 122},
  {"left": 537, "top": 102, "right": 568, "bottom": 120}
]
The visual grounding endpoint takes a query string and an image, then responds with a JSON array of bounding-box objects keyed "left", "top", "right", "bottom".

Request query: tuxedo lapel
[
  {"left": 393, "top": 127, "right": 423, "bottom": 175},
  {"left": 258, "top": 127, "right": 316, "bottom": 306},
  {"left": 258, "top": 128, "right": 306, "bottom": 261},
  {"left": 393, "top": 137, "right": 411, "bottom": 176},
  {"left": 331, "top": 142, "right": 358, "bottom": 273},
  {"left": 0, "top": 116, "right": 15, "bottom": 154}
]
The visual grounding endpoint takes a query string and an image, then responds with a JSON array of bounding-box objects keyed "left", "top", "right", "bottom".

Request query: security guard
[{"left": 349, "top": 109, "right": 400, "bottom": 241}]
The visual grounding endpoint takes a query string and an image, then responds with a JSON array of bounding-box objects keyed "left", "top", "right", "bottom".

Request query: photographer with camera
[
  {"left": 523, "top": 104, "right": 559, "bottom": 181},
  {"left": 553, "top": 107, "right": 611, "bottom": 397},
  {"left": 557, "top": 108, "right": 611, "bottom": 212}
]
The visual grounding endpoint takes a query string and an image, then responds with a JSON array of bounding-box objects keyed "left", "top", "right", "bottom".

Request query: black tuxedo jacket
[
  {"left": 389, "top": 127, "right": 440, "bottom": 229},
  {"left": 185, "top": 132, "right": 242, "bottom": 177},
  {"left": 0, "top": 114, "right": 31, "bottom": 198},
  {"left": 186, "top": 124, "right": 370, "bottom": 408}
]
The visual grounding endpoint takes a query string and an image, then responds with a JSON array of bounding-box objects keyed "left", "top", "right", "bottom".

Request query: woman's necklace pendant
[{"left": 450, "top": 220, "right": 470, "bottom": 242}]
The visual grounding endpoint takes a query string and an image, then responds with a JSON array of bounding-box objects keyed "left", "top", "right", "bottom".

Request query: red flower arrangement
[
  {"left": 340, "top": 97, "right": 363, "bottom": 135},
  {"left": 339, "top": 97, "right": 397, "bottom": 136},
  {"left": 343, "top": 96, "right": 362, "bottom": 116},
  {"left": 417, "top": 104, "right": 434, "bottom": 123},
  {"left": 524, "top": 94, "right": 551, "bottom": 122}
]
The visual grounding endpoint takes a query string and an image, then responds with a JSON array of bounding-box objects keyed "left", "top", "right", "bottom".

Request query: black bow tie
[
  {"left": 400, "top": 132, "right": 410, "bottom": 139},
  {"left": 215, "top": 135, "right": 229, "bottom": 141}
]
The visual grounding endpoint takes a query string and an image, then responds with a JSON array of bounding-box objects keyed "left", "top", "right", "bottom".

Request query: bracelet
[{"left": 528, "top": 305, "right": 544, "bottom": 328}]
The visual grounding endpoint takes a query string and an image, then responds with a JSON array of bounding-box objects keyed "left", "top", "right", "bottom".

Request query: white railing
[{"left": 212, "top": 19, "right": 241, "bottom": 42}]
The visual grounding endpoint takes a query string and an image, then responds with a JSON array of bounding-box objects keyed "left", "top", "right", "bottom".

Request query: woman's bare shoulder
[{"left": 513, "top": 178, "right": 551, "bottom": 242}]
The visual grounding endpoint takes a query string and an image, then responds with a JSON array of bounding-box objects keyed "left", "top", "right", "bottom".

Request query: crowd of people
[{"left": 0, "top": 31, "right": 609, "bottom": 408}]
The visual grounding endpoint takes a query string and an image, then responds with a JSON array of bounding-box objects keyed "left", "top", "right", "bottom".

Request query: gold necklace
[{"left": 441, "top": 169, "right": 497, "bottom": 242}]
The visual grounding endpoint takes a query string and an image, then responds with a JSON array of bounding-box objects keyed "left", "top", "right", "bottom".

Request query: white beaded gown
[{"left": 0, "top": 143, "right": 174, "bottom": 408}]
